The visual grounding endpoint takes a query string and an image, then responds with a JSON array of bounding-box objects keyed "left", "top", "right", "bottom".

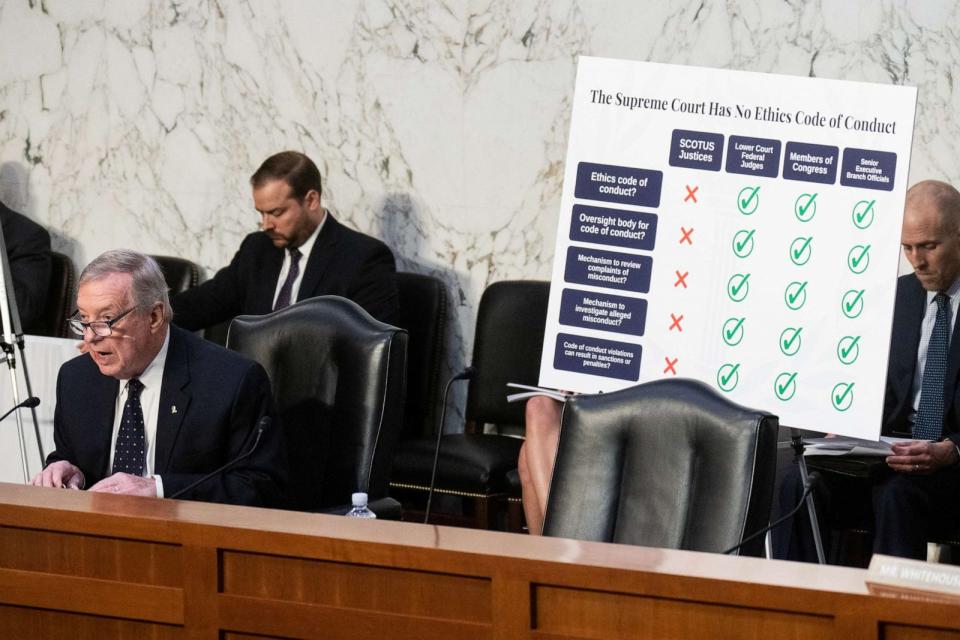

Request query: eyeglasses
[{"left": 68, "top": 306, "right": 138, "bottom": 337}]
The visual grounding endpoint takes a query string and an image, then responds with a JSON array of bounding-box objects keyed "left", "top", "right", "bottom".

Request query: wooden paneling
[
  {"left": 221, "top": 550, "right": 491, "bottom": 622},
  {"left": 0, "top": 525, "right": 182, "bottom": 585},
  {"left": 0, "top": 603, "right": 181, "bottom": 640},
  {"left": 218, "top": 596, "right": 491, "bottom": 640},
  {"left": 533, "top": 584, "right": 832, "bottom": 640},
  {"left": 0, "top": 483, "right": 957, "bottom": 639},
  {"left": 882, "top": 624, "right": 960, "bottom": 640}
]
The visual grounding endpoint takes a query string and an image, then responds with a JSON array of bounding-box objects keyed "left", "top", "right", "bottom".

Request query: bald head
[{"left": 901, "top": 180, "right": 960, "bottom": 292}]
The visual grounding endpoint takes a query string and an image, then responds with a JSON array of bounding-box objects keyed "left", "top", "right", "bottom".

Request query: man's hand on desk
[
  {"left": 31, "top": 460, "right": 85, "bottom": 489},
  {"left": 886, "top": 440, "right": 960, "bottom": 474},
  {"left": 89, "top": 473, "right": 158, "bottom": 497}
]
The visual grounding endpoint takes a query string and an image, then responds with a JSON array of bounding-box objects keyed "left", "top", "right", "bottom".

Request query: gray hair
[{"left": 79, "top": 250, "right": 172, "bottom": 321}]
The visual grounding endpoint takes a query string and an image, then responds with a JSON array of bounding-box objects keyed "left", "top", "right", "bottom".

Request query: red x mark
[
  {"left": 679, "top": 226, "right": 694, "bottom": 245},
  {"left": 669, "top": 313, "right": 684, "bottom": 332},
  {"left": 684, "top": 185, "right": 699, "bottom": 203},
  {"left": 664, "top": 357, "right": 678, "bottom": 375},
  {"left": 674, "top": 270, "right": 688, "bottom": 288}
]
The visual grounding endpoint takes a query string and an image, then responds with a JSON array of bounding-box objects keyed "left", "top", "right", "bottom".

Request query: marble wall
[{"left": 0, "top": 0, "right": 958, "bottom": 427}]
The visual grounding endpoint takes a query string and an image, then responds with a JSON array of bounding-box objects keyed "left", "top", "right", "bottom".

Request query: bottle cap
[{"left": 351, "top": 492, "right": 368, "bottom": 507}]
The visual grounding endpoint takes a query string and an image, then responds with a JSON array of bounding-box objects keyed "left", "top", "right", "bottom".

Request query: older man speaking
[{"left": 33, "top": 250, "right": 285, "bottom": 507}]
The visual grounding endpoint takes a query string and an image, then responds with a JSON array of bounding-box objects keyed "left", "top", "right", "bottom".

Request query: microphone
[
  {"left": 0, "top": 397, "right": 40, "bottom": 422},
  {"left": 168, "top": 415, "right": 271, "bottom": 500},
  {"left": 722, "top": 471, "right": 821, "bottom": 555},
  {"left": 424, "top": 366, "right": 476, "bottom": 523}
]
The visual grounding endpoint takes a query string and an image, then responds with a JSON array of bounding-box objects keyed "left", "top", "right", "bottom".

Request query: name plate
[{"left": 866, "top": 554, "right": 960, "bottom": 605}]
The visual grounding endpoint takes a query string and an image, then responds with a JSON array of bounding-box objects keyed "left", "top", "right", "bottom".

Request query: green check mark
[
  {"left": 785, "top": 281, "right": 808, "bottom": 310},
  {"left": 832, "top": 382, "right": 855, "bottom": 411},
  {"left": 780, "top": 327, "right": 802, "bottom": 356},
  {"left": 723, "top": 317, "right": 746, "bottom": 346},
  {"left": 795, "top": 193, "right": 818, "bottom": 222},
  {"left": 727, "top": 274, "right": 750, "bottom": 302},
  {"left": 837, "top": 335, "right": 861, "bottom": 365},
  {"left": 732, "top": 229, "right": 756, "bottom": 258},
  {"left": 717, "top": 363, "right": 740, "bottom": 392},
  {"left": 847, "top": 244, "right": 871, "bottom": 274},
  {"left": 775, "top": 372, "right": 798, "bottom": 401},
  {"left": 738, "top": 186, "right": 760, "bottom": 215},
  {"left": 842, "top": 289, "right": 865, "bottom": 318},
  {"left": 852, "top": 199, "right": 876, "bottom": 229},
  {"left": 790, "top": 236, "right": 813, "bottom": 266}
]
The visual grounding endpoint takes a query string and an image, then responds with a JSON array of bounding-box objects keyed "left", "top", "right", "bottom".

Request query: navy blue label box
[
  {"left": 669, "top": 129, "right": 725, "bottom": 171},
  {"left": 559, "top": 288, "right": 647, "bottom": 336},
  {"left": 783, "top": 142, "right": 839, "bottom": 184},
  {"left": 564, "top": 247, "right": 653, "bottom": 294},
  {"left": 725, "top": 135, "right": 781, "bottom": 178},
  {"left": 840, "top": 147, "right": 897, "bottom": 191},
  {"left": 553, "top": 332, "right": 642, "bottom": 381},
  {"left": 574, "top": 162, "right": 663, "bottom": 208},
  {"left": 569, "top": 204, "right": 658, "bottom": 251}
]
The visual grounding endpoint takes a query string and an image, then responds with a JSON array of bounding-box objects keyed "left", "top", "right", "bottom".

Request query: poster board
[{"left": 539, "top": 57, "right": 917, "bottom": 438}]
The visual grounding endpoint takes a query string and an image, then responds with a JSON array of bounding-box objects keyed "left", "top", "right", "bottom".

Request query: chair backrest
[
  {"left": 465, "top": 280, "right": 550, "bottom": 428},
  {"left": 151, "top": 255, "right": 200, "bottom": 295},
  {"left": 34, "top": 251, "right": 75, "bottom": 337},
  {"left": 543, "top": 379, "right": 778, "bottom": 556},
  {"left": 227, "top": 296, "right": 408, "bottom": 511},
  {"left": 395, "top": 272, "right": 447, "bottom": 440}
]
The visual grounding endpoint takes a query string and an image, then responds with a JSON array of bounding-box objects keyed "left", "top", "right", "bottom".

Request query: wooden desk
[{"left": 0, "top": 483, "right": 956, "bottom": 640}]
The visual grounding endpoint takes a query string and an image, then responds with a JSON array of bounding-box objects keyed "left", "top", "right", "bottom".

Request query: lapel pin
[{"left": 171, "top": 405, "right": 178, "bottom": 414}]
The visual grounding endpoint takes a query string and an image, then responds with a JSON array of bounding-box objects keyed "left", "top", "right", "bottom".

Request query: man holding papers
[{"left": 779, "top": 180, "right": 960, "bottom": 561}]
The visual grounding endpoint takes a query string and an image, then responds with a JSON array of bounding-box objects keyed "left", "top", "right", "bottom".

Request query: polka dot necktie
[
  {"left": 914, "top": 293, "right": 950, "bottom": 441},
  {"left": 112, "top": 378, "right": 145, "bottom": 476},
  {"left": 273, "top": 247, "right": 302, "bottom": 311}
]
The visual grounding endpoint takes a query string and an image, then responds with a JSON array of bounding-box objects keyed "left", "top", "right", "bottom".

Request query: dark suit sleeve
[
  {"left": 349, "top": 241, "right": 399, "bottom": 326},
  {"left": 45, "top": 362, "right": 111, "bottom": 487},
  {"left": 5, "top": 214, "right": 51, "bottom": 332},
  {"left": 169, "top": 242, "right": 249, "bottom": 331},
  {"left": 47, "top": 368, "right": 81, "bottom": 474},
  {"left": 160, "top": 362, "right": 287, "bottom": 507}
]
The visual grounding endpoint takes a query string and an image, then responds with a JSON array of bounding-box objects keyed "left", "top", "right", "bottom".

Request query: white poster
[{"left": 539, "top": 57, "right": 917, "bottom": 438}]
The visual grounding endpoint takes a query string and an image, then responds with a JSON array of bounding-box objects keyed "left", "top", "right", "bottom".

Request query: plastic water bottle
[{"left": 345, "top": 492, "right": 377, "bottom": 519}]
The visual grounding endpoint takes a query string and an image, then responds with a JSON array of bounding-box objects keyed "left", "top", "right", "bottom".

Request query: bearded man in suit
[{"left": 170, "top": 151, "right": 398, "bottom": 329}]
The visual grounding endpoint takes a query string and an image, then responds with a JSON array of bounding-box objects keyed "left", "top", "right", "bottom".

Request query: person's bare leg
[
  {"left": 519, "top": 396, "right": 564, "bottom": 535},
  {"left": 518, "top": 443, "right": 543, "bottom": 535}
]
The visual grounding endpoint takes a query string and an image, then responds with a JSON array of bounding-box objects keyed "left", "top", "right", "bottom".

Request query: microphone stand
[
  {"left": 0, "top": 223, "right": 43, "bottom": 482},
  {"left": 423, "top": 367, "right": 474, "bottom": 524},
  {"left": 789, "top": 427, "right": 826, "bottom": 564}
]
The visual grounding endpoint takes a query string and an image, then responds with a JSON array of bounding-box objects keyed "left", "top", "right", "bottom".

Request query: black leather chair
[
  {"left": 34, "top": 251, "right": 75, "bottom": 337},
  {"left": 227, "top": 296, "right": 408, "bottom": 516},
  {"left": 543, "top": 379, "right": 778, "bottom": 556},
  {"left": 150, "top": 254, "right": 200, "bottom": 295},
  {"left": 391, "top": 280, "right": 549, "bottom": 528},
  {"left": 394, "top": 272, "right": 448, "bottom": 441}
]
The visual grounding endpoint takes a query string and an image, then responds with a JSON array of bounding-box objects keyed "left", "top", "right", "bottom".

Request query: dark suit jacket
[
  {"left": 0, "top": 201, "right": 51, "bottom": 333},
  {"left": 170, "top": 214, "right": 399, "bottom": 329},
  {"left": 46, "top": 325, "right": 287, "bottom": 507},
  {"left": 883, "top": 273, "right": 960, "bottom": 447}
]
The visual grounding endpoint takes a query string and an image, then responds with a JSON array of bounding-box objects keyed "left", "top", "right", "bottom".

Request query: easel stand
[
  {"left": 790, "top": 429, "right": 826, "bottom": 564},
  {"left": 0, "top": 223, "right": 43, "bottom": 482}
]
